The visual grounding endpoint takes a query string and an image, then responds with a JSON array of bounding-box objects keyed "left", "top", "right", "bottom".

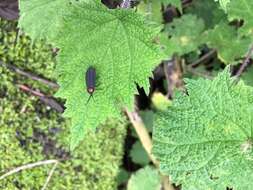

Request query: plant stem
[
  {"left": 125, "top": 109, "right": 175, "bottom": 190},
  {"left": 188, "top": 49, "right": 216, "bottom": 68},
  {"left": 235, "top": 44, "right": 253, "bottom": 78},
  {"left": 125, "top": 109, "right": 157, "bottom": 166}
]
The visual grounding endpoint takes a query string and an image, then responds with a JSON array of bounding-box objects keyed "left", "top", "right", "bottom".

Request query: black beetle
[{"left": 85, "top": 66, "right": 96, "bottom": 104}]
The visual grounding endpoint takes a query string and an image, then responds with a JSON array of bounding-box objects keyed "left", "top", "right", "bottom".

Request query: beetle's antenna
[{"left": 86, "top": 94, "right": 95, "bottom": 105}]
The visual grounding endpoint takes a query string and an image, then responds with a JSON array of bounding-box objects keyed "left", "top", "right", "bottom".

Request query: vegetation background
[{"left": 1, "top": 0, "right": 253, "bottom": 190}]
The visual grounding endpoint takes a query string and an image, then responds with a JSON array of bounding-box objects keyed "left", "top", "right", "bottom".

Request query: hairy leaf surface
[
  {"left": 19, "top": 1, "right": 165, "bottom": 149},
  {"left": 19, "top": 0, "right": 70, "bottom": 41},
  {"left": 153, "top": 67, "right": 253, "bottom": 190},
  {"left": 214, "top": 0, "right": 230, "bottom": 12}
]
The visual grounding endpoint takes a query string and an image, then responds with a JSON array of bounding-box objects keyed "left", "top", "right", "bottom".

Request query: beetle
[{"left": 85, "top": 66, "right": 96, "bottom": 104}]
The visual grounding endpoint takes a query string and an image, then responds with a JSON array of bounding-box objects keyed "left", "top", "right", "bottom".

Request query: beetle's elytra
[{"left": 85, "top": 67, "right": 96, "bottom": 103}]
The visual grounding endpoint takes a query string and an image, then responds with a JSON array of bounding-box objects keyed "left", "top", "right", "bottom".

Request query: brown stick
[
  {"left": 188, "top": 49, "right": 217, "bottom": 68},
  {"left": 0, "top": 61, "right": 59, "bottom": 89},
  {"left": 235, "top": 44, "right": 253, "bottom": 78},
  {"left": 18, "top": 84, "right": 64, "bottom": 113},
  {"left": 164, "top": 59, "right": 175, "bottom": 98},
  {"left": 163, "top": 57, "right": 184, "bottom": 98}
]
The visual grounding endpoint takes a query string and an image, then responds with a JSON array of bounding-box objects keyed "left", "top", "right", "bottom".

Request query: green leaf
[
  {"left": 153, "top": 67, "right": 253, "bottom": 190},
  {"left": 130, "top": 141, "right": 150, "bottom": 166},
  {"left": 203, "top": 23, "right": 251, "bottom": 64},
  {"left": 186, "top": 0, "right": 226, "bottom": 29},
  {"left": 214, "top": 0, "right": 231, "bottom": 12},
  {"left": 131, "top": 111, "right": 153, "bottom": 138},
  {"left": 161, "top": 14, "right": 205, "bottom": 56},
  {"left": 137, "top": 0, "right": 182, "bottom": 24},
  {"left": 139, "top": 110, "right": 154, "bottom": 132},
  {"left": 19, "top": 0, "right": 165, "bottom": 149},
  {"left": 117, "top": 168, "right": 130, "bottom": 185},
  {"left": 227, "top": 0, "right": 253, "bottom": 36},
  {"left": 242, "top": 65, "right": 253, "bottom": 87},
  {"left": 151, "top": 92, "right": 171, "bottom": 111},
  {"left": 18, "top": 0, "right": 97, "bottom": 41},
  {"left": 54, "top": 2, "right": 165, "bottom": 149},
  {"left": 160, "top": 0, "right": 182, "bottom": 12},
  {"left": 127, "top": 166, "right": 161, "bottom": 190},
  {"left": 18, "top": 0, "right": 65, "bottom": 40}
]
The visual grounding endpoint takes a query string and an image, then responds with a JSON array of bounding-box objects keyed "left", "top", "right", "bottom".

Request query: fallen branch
[
  {"left": 0, "top": 160, "right": 59, "bottom": 181},
  {"left": 0, "top": 61, "right": 59, "bottom": 89},
  {"left": 18, "top": 84, "right": 64, "bottom": 113}
]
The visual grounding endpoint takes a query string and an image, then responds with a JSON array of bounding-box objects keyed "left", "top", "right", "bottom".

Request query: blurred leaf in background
[{"left": 127, "top": 166, "right": 161, "bottom": 190}]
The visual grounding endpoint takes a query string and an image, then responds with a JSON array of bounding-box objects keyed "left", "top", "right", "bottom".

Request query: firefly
[{"left": 85, "top": 66, "right": 96, "bottom": 104}]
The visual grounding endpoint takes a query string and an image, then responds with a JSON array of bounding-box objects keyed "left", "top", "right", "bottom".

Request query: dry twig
[
  {"left": 163, "top": 57, "right": 183, "bottom": 98},
  {"left": 0, "top": 61, "right": 59, "bottom": 89},
  {"left": 188, "top": 49, "right": 216, "bottom": 68},
  {"left": 0, "top": 160, "right": 59, "bottom": 181},
  {"left": 18, "top": 84, "right": 64, "bottom": 113}
]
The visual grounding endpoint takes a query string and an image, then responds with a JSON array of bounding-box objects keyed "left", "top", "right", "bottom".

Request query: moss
[{"left": 0, "top": 18, "right": 127, "bottom": 190}]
